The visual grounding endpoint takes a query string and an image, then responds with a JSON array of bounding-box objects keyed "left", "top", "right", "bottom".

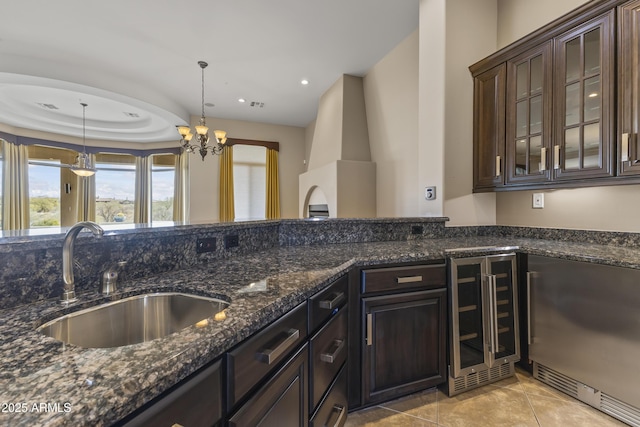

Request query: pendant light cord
[{"left": 81, "top": 102, "right": 88, "bottom": 154}]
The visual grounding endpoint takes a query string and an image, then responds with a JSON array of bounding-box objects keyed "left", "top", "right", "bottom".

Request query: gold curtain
[
  {"left": 1, "top": 140, "right": 30, "bottom": 230},
  {"left": 219, "top": 146, "right": 235, "bottom": 222},
  {"left": 172, "top": 152, "right": 188, "bottom": 222},
  {"left": 134, "top": 155, "right": 151, "bottom": 223},
  {"left": 265, "top": 148, "right": 280, "bottom": 219},
  {"left": 76, "top": 153, "right": 96, "bottom": 222}
]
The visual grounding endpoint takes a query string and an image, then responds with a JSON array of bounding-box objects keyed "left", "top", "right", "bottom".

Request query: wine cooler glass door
[
  {"left": 486, "top": 254, "right": 520, "bottom": 366},
  {"left": 451, "top": 258, "right": 491, "bottom": 378}
]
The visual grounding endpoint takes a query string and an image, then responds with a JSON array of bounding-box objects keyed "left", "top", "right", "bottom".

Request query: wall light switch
[{"left": 532, "top": 193, "right": 544, "bottom": 209}]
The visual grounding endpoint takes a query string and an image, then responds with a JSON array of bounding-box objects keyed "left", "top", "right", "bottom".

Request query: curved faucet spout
[{"left": 61, "top": 221, "right": 104, "bottom": 304}]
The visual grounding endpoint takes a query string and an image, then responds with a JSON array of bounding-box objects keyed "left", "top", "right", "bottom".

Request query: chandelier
[
  {"left": 70, "top": 102, "right": 96, "bottom": 177},
  {"left": 177, "top": 61, "right": 227, "bottom": 160}
]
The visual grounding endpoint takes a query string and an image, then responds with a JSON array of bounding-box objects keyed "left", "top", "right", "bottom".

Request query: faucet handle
[{"left": 101, "top": 261, "right": 127, "bottom": 295}]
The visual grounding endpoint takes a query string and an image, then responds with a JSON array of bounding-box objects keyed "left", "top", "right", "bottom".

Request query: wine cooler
[{"left": 447, "top": 253, "right": 520, "bottom": 396}]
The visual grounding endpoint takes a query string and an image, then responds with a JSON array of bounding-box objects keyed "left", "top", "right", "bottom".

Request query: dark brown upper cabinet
[
  {"left": 505, "top": 42, "right": 553, "bottom": 184},
  {"left": 469, "top": 0, "right": 640, "bottom": 192},
  {"left": 618, "top": 0, "right": 640, "bottom": 176},
  {"left": 552, "top": 11, "right": 615, "bottom": 180},
  {"left": 473, "top": 64, "right": 506, "bottom": 190}
]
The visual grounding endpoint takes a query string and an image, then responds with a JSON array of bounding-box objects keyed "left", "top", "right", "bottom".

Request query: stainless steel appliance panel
[{"left": 528, "top": 255, "right": 640, "bottom": 409}]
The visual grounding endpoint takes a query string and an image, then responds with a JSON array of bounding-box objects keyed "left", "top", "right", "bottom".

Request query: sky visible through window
[{"left": 28, "top": 164, "right": 174, "bottom": 201}]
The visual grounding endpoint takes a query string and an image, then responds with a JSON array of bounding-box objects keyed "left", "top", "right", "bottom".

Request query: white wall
[
  {"left": 418, "top": 0, "right": 446, "bottom": 217},
  {"left": 188, "top": 117, "right": 305, "bottom": 223},
  {"left": 497, "top": 0, "right": 589, "bottom": 49},
  {"left": 494, "top": 0, "right": 640, "bottom": 232},
  {"left": 364, "top": 30, "right": 420, "bottom": 217},
  {"left": 442, "top": 0, "right": 499, "bottom": 226}
]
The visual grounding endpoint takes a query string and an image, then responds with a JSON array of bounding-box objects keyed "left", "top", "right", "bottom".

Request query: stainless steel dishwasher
[{"left": 528, "top": 255, "right": 640, "bottom": 427}]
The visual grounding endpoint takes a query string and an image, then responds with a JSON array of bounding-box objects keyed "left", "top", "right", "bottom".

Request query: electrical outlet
[
  {"left": 532, "top": 193, "right": 544, "bottom": 209},
  {"left": 425, "top": 186, "right": 436, "bottom": 200},
  {"left": 196, "top": 237, "right": 216, "bottom": 253},
  {"left": 224, "top": 234, "right": 239, "bottom": 249}
]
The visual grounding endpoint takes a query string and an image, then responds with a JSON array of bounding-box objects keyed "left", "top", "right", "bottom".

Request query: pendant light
[
  {"left": 70, "top": 102, "right": 96, "bottom": 177},
  {"left": 177, "top": 61, "right": 228, "bottom": 160}
]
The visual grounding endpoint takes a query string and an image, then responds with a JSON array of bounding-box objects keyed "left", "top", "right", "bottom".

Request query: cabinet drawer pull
[
  {"left": 256, "top": 328, "right": 300, "bottom": 365},
  {"left": 366, "top": 313, "right": 373, "bottom": 346},
  {"left": 320, "top": 339, "right": 345, "bottom": 363},
  {"left": 318, "top": 292, "right": 346, "bottom": 310},
  {"left": 495, "top": 155, "right": 501, "bottom": 177},
  {"left": 326, "top": 404, "right": 347, "bottom": 427},
  {"left": 622, "top": 133, "right": 630, "bottom": 162},
  {"left": 396, "top": 275, "right": 422, "bottom": 284},
  {"left": 553, "top": 145, "right": 560, "bottom": 169}
]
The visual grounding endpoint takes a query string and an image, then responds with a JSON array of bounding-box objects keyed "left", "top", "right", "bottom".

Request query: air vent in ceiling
[
  {"left": 123, "top": 112, "right": 140, "bottom": 118},
  {"left": 250, "top": 101, "right": 265, "bottom": 108},
  {"left": 37, "top": 103, "right": 59, "bottom": 110}
]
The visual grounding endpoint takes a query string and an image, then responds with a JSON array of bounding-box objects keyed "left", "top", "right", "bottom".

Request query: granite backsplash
[
  {"left": 0, "top": 218, "right": 447, "bottom": 310},
  {"left": 3, "top": 217, "right": 640, "bottom": 311}
]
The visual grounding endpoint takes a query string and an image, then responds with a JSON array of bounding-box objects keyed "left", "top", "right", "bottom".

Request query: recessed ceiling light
[
  {"left": 238, "top": 98, "right": 246, "bottom": 103},
  {"left": 301, "top": 79, "right": 309, "bottom": 85}
]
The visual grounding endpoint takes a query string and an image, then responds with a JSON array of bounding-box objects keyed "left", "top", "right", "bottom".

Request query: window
[
  {"left": 151, "top": 154, "right": 176, "bottom": 222},
  {"left": 95, "top": 153, "right": 136, "bottom": 224},
  {"left": 27, "top": 145, "right": 77, "bottom": 227},
  {"left": 233, "top": 144, "right": 266, "bottom": 221}
]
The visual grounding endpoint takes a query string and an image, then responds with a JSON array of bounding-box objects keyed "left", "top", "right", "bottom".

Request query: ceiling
[{"left": 0, "top": 0, "right": 419, "bottom": 143}]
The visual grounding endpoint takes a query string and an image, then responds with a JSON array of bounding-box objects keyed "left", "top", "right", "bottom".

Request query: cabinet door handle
[
  {"left": 553, "top": 145, "right": 560, "bottom": 169},
  {"left": 366, "top": 313, "right": 373, "bottom": 346},
  {"left": 320, "top": 339, "right": 345, "bottom": 363},
  {"left": 622, "top": 133, "right": 630, "bottom": 162},
  {"left": 490, "top": 275, "right": 499, "bottom": 355},
  {"left": 495, "top": 155, "right": 502, "bottom": 177},
  {"left": 256, "top": 328, "right": 299, "bottom": 365},
  {"left": 396, "top": 275, "right": 422, "bottom": 284},
  {"left": 540, "top": 147, "right": 547, "bottom": 171},
  {"left": 527, "top": 271, "right": 532, "bottom": 346},
  {"left": 326, "top": 404, "right": 347, "bottom": 427},
  {"left": 318, "top": 292, "right": 346, "bottom": 310}
]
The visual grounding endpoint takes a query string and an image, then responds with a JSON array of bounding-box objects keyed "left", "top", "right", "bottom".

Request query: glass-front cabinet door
[
  {"left": 450, "top": 255, "right": 519, "bottom": 379},
  {"left": 506, "top": 42, "right": 552, "bottom": 184},
  {"left": 553, "top": 11, "right": 615, "bottom": 180}
]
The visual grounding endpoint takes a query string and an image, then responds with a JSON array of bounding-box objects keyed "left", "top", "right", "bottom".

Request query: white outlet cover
[{"left": 532, "top": 193, "right": 544, "bottom": 209}]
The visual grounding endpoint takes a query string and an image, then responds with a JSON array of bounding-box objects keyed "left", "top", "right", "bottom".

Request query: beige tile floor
[{"left": 345, "top": 368, "right": 628, "bottom": 427}]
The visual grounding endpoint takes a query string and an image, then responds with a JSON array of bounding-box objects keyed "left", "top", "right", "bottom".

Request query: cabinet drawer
[
  {"left": 227, "top": 301, "right": 308, "bottom": 410},
  {"left": 228, "top": 344, "right": 308, "bottom": 427},
  {"left": 310, "top": 365, "right": 348, "bottom": 427},
  {"left": 361, "top": 264, "right": 446, "bottom": 294},
  {"left": 309, "top": 305, "right": 348, "bottom": 411},
  {"left": 121, "top": 359, "right": 222, "bottom": 427},
  {"left": 309, "top": 275, "right": 348, "bottom": 333}
]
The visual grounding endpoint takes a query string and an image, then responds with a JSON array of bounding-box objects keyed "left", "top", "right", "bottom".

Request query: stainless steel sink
[{"left": 38, "top": 292, "right": 229, "bottom": 348}]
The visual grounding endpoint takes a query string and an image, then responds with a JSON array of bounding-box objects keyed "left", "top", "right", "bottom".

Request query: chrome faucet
[{"left": 61, "top": 221, "right": 104, "bottom": 304}]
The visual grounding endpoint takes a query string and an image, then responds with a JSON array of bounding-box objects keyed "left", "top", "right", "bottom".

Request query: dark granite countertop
[{"left": 2, "top": 236, "right": 640, "bottom": 426}]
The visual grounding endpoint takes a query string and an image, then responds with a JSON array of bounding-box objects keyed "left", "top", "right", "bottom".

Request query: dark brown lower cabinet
[
  {"left": 310, "top": 365, "right": 348, "bottom": 427},
  {"left": 228, "top": 344, "right": 308, "bottom": 427},
  {"left": 362, "top": 288, "right": 447, "bottom": 405},
  {"left": 119, "top": 359, "right": 222, "bottom": 427}
]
